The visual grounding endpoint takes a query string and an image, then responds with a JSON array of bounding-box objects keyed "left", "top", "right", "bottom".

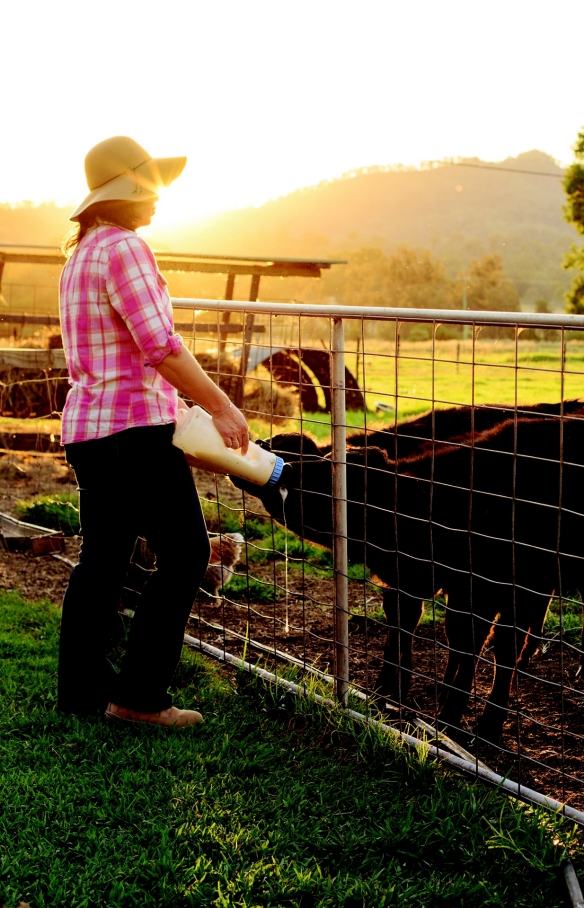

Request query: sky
[{"left": 2, "top": 0, "right": 584, "bottom": 226}]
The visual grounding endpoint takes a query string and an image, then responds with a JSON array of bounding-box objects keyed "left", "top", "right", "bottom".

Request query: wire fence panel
[
  {"left": 1, "top": 297, "right": 584, "bottom": 819},
  {"left": 172, "top": 299, "right": 584, "bottom": 819}
]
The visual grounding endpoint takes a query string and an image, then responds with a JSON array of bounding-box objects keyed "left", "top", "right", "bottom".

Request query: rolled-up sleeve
[{"left": 105, "top": 235, "right": 183, "bottom": 366}]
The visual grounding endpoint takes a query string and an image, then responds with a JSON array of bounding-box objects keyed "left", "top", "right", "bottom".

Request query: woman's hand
[
  {"left": 156, "top": 347, "right": 250, "bottom": 454},
  {"left": 211, "top": 403, "right": 250, "bottom": 454}
]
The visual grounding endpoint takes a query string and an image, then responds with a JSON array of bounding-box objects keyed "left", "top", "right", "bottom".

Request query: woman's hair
[{"left": 62, "top": 200, "right": 147, "bottom": 256}]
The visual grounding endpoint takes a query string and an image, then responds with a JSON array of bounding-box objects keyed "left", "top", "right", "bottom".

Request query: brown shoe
[{"left": 105, "top": 702, "right": 203, "bottom": 727}]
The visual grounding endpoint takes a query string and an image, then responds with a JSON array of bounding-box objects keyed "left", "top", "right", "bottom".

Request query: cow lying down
[{"left": 231, "top": 402, "right": 584, "bottom": 743}]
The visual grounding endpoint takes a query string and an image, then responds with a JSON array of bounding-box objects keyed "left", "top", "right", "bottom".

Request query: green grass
[
  {"left": 544, "top": 592, "right": 583, "bottom": 643},
  {"left": 0, "top": 591, "right": 581, "bottom": 907},
  {"left": 249, "top": 409, "right": 394, "bottom": 443},
  {"left": 218, "top": 573, "right": 281, "bottom": 604},
  {"left": 201, "top": 498, "right": 243, "bottom": 535},
  {"left": 242, "top": 523, "right": 370, "bottom": 587},
  {"left": 419, "top": 596, "right": 448, "bottom": 627},
  {"left": 0, "top": 415, "right": 62, "bottom": 434},
  {"left": 355, "top": 338, "right": 584, "bottom": 422},
  {"left": 244, "top": 516, "right": 271, "bottom": 540},
  {"left": 247, "top": 339, "right": 584, "bottom": 444},
  {"left": 15, "top": 492, "right": 80, "bottom": 536},
  {"left": 246, "top": 526, "right": 333, "bottom": 569}
]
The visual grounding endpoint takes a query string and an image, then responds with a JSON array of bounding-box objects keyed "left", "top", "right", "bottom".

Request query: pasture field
[
  {"left": 248, "top": 338, "right": 584, "bottom": 441},
  {"left": 0, "top": 338, "right": 580, "bottom": 445},
  {"left": 358, "top": 338, "right": 584, "bottom": 417},
  {"left": 0, "top": 591, "right": 581, "bottom": 908}
]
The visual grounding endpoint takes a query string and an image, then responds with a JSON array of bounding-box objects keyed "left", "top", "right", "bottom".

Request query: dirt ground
[
  {"left": 1, "top": 453, "right": 582, "bottom": 814},
  {"left": 187, "top": 564, "right": 584, "bottom": 814},
  {"left": 0, "top": 449, "right": 79, "bottom": 599}
]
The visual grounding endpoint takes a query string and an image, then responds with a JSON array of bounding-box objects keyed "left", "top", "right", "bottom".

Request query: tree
[
  {"left": 322, "top": 245, "right": 455, "bottom": 309},
  {"left": 462, "top": 254, "right": 519, "bottom": 311},
  {"left": 521, "top": 299, "right": 554, "bottom": 341},
  {"left": 326, "top": 247, "right": 392, "bottom": 308},
  {"left": 386, "top": 246, "right": 455, "bottom": 309},
  {"left": 562, "top": 127, "right": 584, "bottom": 313}
]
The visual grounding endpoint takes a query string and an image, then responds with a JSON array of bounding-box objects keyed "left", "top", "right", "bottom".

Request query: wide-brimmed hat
[{"left": 70, "top": 136, "right": 186, "bottom": 221}]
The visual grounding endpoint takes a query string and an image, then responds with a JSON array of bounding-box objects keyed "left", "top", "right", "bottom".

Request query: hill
[
  {"left": 162, "top": 151, "right": 576, "bottom": 309},
  {"left": 0, "top": 151, "right": 578, "bottom": 310}
]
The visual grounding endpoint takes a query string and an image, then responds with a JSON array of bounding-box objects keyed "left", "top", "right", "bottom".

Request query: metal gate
[{"left": 173, "top": 297, "right": 584, "bottom": 823}]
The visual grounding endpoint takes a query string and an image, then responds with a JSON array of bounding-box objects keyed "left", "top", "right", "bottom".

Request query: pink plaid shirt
[{"left": 59, "top": 225, "right": 182, "bottom": 444}]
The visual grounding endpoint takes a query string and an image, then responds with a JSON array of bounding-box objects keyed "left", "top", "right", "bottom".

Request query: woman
[{"left": 58, "top": 136, "right": 249, "bottom": 727}]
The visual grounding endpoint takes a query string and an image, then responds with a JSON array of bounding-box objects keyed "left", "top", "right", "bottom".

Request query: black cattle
[
  {"left": 260, "top": 400, "right": 584, "bottom": 700},
  {"left": 236, "top": 412, "right": 584, "bottom": 743},
  {"left": 263, "top": 400, "right": 583, "bottom": 462}
]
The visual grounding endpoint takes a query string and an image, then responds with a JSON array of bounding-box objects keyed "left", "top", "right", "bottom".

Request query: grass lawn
[{"left": 0, "top": 592, "right": 581, "bottom": 907}]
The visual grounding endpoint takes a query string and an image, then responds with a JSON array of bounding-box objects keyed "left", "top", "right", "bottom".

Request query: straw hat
[{"left": 70, "top": 136, "right": 186, "bottom": 221}]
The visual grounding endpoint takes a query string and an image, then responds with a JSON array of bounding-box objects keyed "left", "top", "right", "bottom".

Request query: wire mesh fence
[
  {"left": 173, "top": 298, "right": 584, "bottom": 820},
  {"left": 0, "top": 297, "right": 584, "bottom": 820}
]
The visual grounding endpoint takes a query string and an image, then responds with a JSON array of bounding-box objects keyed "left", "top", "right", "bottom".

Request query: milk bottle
[{"left": 172, "top": 405, "right": 284, "bottom": 487}]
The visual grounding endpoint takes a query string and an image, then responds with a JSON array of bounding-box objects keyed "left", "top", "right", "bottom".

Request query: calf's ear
[
  {"left": 265, "top": 432, "right": 321, "bottom": 459},
  {"left": 294, "top": 434, "right": 321, "bottom": 457},
  {"left": 347, "top": 446, "right": 390, "bottom": 470}
]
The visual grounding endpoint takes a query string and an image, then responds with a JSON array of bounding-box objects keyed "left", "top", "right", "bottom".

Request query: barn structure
[{"left": 0, "top": 244, "right": 362, "bottom": 417}]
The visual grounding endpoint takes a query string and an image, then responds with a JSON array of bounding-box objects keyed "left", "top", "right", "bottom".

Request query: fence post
[{"left": 331, "top": 316, "right": 349, "bottom": 707}]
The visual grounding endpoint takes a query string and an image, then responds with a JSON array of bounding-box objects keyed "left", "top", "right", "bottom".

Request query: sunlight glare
[{"left": 0, "top": 0, "right": 583, "bottom": 210}]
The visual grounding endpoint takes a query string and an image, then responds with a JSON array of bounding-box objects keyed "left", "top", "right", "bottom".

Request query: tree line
[
  {"left": 318, "top": 245, "right": 521, "bottom": 312},
  {"left": 563, "top": 127, "right": 584, "bottom": 313}
]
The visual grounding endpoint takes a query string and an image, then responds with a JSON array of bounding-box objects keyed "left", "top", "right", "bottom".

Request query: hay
[{"left": 195, "top": 352, "right": 297, "bottom": 423}]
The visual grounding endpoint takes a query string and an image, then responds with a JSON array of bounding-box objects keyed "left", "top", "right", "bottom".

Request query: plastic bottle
[{"left": 172, "top": 405, "right": 284, "bottom": 488}]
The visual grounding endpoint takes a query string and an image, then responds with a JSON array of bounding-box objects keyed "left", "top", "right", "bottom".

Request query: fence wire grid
[
  {"left": 1, "top": 298, "right": 584, "bottom": 820},
  {"left": 170, "top": 299, "right": 584, "bottom": 820}
]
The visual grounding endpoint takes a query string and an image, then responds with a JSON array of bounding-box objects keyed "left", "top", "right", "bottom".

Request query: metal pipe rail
[
  {"left": 331, "top": 317, "right": 349, "bottom": 706},
  {"left": 184, "top": 634, "right": 584, "bottom": 828},
  {"left": 172, "top": 297, "right": 584, "bottom": 330}
]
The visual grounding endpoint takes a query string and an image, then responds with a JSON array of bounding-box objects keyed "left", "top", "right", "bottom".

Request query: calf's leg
[
  {"left": 476, "top": 590, "right": 550, "bottom": 744},
  {"left": 438, "top": 585, "right": 496, "bottom": 731},
  {"left": 374, "top": 586, "right": 423, "bottom": 703}
]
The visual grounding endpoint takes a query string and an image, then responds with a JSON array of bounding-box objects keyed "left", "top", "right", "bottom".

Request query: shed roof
[{"left": 0, "top": 244, "right": 346, "bottom": 280}]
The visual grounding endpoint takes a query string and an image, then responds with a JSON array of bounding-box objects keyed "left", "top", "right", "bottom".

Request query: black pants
[{"left": 58, "top": 423, "right": 210, "bottom": 715}]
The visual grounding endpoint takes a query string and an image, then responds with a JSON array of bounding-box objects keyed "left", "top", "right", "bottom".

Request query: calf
[
  {"left": 260, "top": 400, "right": 584, "bottom": 701},
  {"left": 263, "top": 400, "right": 582, "bottom": 462},
  {"left": 236, "top": 413, "right": 584, "bottom": 743}
]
